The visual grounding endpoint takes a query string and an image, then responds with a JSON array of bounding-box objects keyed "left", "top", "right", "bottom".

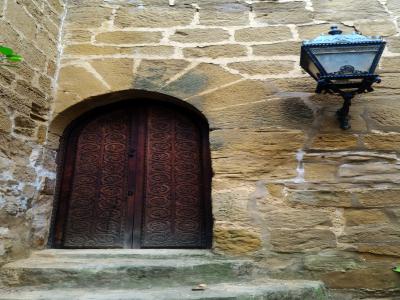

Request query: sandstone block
[
  {"left": 163, "top": 63, "right": 241, "bottom": 99},
  {"left": 235, "top": 27, "right": 292, "bottom": 43},
  {"left": 170, "top": 28, "right": 230, "bottom": 43},
  {"left": 214, "top": 224, "right": 262, "bottom": 255},
  {"left": 16, "top": 41, "right": 48, "bottom": 72},
  {"left": 0, "top": 106, "right": 11, "bottom": 133},
  {"left": 260, "top": 206, "right": 333, "bottom": 229},
  {"left": 201, "top": 93, "right": 313, "bottom": 130},
  {"left": 95, "top": 31, "right": 162, "bottom": 45},
  {"left": 183, "top": 45, "right": 248, "bottom": 59},
  {"left": 6, "top": 0, "right": 37, "bottom": 40},
  {"left": 310, "top": 134, "right": 359, "bottom": 150},
  {"left": 55, "top": 65, "right": 109, "bottom": 113},
  {"left": 344, "top": 209, "right": 390, "bottom": 226},
  {"left": 338, "top": 162, "right": 400, "bottom": 179},
  {"left": 35, "top": 30, "right": 58, "bottom": 60},
  {"left": 15, "top": 80, "right": 46, "bottom": 104},
  {"left": 132, "top": 46, "right": 175, "bottom": 57},
  {"left": 199, "top": 4, "right": 249, "bottom": 26},
  {"left": 303, "top": 163, "right": 337, "bottom": 182},
  {"left": 64, "top": 30, "right": 93, "bottom": 43},
  {"left": 321, "top": 268, "right": 400, "bottom": 289},
  {"left": 270, "top": 229, "right": 336, "bottom": 253},
  {"left": 133, "top": 59, "right": 190, "bottom": 91},
  {"left": 253, "top": 2, "right": 313, "bottom": 25},
  {"left": 380, "top": 57, "right": 400, "bottom": 74},
  {"left": 0, "top": 68, "right": 15, "bottom": 87},
  {"left": 63, "top": 44, "right": 135, "bottom": 56},
  {"left": 65, "top": 6, "right": 112, "bottom": 29},
  {"left": 353, "top": 19, "right": 397, "bottom": 37},
  {"left": 363, "top": 132, "right": 400, "bottom": 151},
  {"left": 339, "top": 224, "right": 400, "bottom": 246},
  {"left": 115, "top": 7, "right": 194, "bottom": 28},
  {"left": 227, "top": 60, "right": 295, "bottom": 76},
  {"left": 213, "top": 187, "right": 254, "bottom": 225},
  {"left": 304, "top": 250, "right": 363, "bottom": 272},
  {"left": 385, "top": 37, "right": 400, "bottom": 53},
  {"left": 313, "top": 0, "right": 388, "bottom": 22},
  {"left": 297, "top": 24, "right": 353, "bottom": 40},
  {"left": 386, "top": 0, "right": 400, "bottom": 16},
  {"left": 90, "top": 58, "right": 134, "bottom": 91},
  {"left": 286, "top": 189, "right": 354, "bottom": 207},
  {"left": 47, "top": 0, "right": 64, "bottom": 14},
  {"left": 209, "top": 129, "right": 303, "bottom": 180},
  {"left": 268, "top": 77, "right": 316, "bottom": 94},
  {"left": 42, "top": 16, "right": 59, "bottom": 40},
  {"left": 36, "top": 125, "right": 48, "bottom": 144},
  {"left": 252, "top": 42, "right": 301, "bottom": 56}
]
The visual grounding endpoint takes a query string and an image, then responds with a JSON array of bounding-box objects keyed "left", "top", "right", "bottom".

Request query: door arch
[{"left": 52, "top": 99, "right": 212, "bottom": 249}]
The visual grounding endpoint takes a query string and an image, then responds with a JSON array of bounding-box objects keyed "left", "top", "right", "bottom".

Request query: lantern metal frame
[{"left": 300, "top": 26, "right": 386, "bottom": 129}]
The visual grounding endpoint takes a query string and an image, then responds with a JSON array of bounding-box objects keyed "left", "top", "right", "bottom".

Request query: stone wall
[
  {"left": 0, "top": 0, "right": 65, "bottom": 263},
  {"left": 3, "top": 0, "right": 400, "bottom": 297}
]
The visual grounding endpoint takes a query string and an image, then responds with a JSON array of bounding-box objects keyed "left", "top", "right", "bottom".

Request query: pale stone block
[
  {"left": 235, "top": 27, "right": 292, "bottom": 43},
  {"left": 227, "top": 60, "right": 295, "bottom": 76},
  {"left": 253, "top": 2, "right": 313, "bottom": 25},
  {"left": 163, "top": 63, "right": 241, "bottom": 99},
  {"left": 90, "top": 58, "right": 134, "bottom": 91},
  {"left": 183, "top": 45, "right": 248, "bottom": 59},
  {"left": 252, "top": 42, "right": 301, "bottom": 56},
  {"left": 170, "top": 28, "right": 230, "bottom": 43},
  {"left": 270, "top": 229, "right": 336, "bottom": 253},
  {"left": 63, "top": 44, "right": 136, "bottom": 56},
  {"left": 199, "top": 4, "right": 249, "bottom": 26},
  {"left": 95, "top": 31, "right": 162, "bottom": 45},
  {"left": 133, "top": 59, "right": 190, "bottom": 91},
  {"left": 115, "top": 7, "right": 194, "bottom": 28},
  {"left": 313, "top": 0, "right": 388, "bottom": 22}
]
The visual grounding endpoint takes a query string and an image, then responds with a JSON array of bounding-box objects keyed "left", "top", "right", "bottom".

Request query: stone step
[
  {"left": 30, "top": 249, "right": 216, "bottom": 260},
  {"left": 0, "top": 250, "right": 254, "bottom": 289},
  {"left": 0, "top": 280, "right": 328, "bottom": 300}
]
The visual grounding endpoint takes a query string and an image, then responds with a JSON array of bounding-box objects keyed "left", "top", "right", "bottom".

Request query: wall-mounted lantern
[{"left": 300, "top": 26, "right": 386, "bottom": 129}]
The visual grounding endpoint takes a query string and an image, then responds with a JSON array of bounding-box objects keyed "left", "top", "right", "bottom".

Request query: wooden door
[{"left": 53, "top": 102, "right": 212, "bottom": 249}]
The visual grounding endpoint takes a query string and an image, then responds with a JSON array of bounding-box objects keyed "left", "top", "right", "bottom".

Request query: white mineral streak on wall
[{"left": 294, "top": 149, "right": 305, "bottom": 183}]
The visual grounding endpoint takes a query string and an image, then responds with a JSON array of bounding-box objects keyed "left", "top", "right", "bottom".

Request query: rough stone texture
[
  {"left": 253, "top": 2, "right": 313, "bottom": 24},
  {"left": 183, "top": 45, "right": 248, "bottom": 59},
  {"left": 0, "top": 250, "right": 328, "bottom": 300},
  {"left": 2, "top": 0, "right": 400, "bottom": 298},
  {"left": 227, "top": 60, "right": 295, "bottom": 76},
  {"left": 252, "top": 42, "right": 301, "bottom": 56},
  {"left": 235, "top": 27, "right": 292, "bottom": 43},
  {"left": 0, "top": 0, "right": 65, "bottom": 265},
  {"left": 95, "top": 31, "right": 163, "bottom": 45},
  {"left": 170, "top": 29, "right": 230, "bottom": 44}
]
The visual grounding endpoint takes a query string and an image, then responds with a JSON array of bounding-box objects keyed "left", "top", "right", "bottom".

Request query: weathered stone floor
[{"left": 0, "top": 250, "right": 328, "bottom": 300}]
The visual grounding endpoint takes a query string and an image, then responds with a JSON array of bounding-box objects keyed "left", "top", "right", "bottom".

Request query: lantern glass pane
[{"left": 311, "top": 45, "right": 380, "bottom": 76}]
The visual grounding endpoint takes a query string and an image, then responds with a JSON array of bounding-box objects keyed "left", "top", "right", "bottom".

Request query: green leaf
[
  {"left": 0, "top": 46, "right": 14, "bottom": 56},
  {"left": 393, "top": 266, "right": 400, "bottom": 273},
  {"left": 7, "top": 55, "right": 22, "bottom": 62}
]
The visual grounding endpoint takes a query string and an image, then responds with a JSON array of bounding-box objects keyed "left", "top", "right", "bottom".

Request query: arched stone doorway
[{"left": 51, "top": 98, "right": 212, "bottom": 249}]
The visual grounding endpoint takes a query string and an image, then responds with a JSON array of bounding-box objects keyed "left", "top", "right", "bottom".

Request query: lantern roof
[{"left": 303, "top": 26, "right": 384, "bottom": 45}]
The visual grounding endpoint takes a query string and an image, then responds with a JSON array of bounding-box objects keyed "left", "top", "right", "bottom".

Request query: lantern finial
[{"left": 329, "top": 26, "right": 343, "bottom": 35}]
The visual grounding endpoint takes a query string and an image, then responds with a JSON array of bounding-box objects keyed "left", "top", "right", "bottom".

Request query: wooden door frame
[{"left": 48, "top": 96, "right": 213, "bottom": 249}]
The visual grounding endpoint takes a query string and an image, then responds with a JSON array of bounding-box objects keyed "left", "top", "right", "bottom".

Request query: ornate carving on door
[{"left": 53, "top": 101, "right": 212, "bottom": 249}]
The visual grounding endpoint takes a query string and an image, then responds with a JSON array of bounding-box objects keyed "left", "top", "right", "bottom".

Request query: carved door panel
[
  {"left": 54, "top": 102, "right": 211, "bottom": 249},
  {"left": 56, "top": 109, "right": 131, "bottom": 248},
  {"left": 140, "top": 105, "right": 207, "bottom": 248}
]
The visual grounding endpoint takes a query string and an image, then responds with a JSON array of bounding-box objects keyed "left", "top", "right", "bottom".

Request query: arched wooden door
[{"left": 53, "top": 101, "right": 212, "bottom": 249}]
